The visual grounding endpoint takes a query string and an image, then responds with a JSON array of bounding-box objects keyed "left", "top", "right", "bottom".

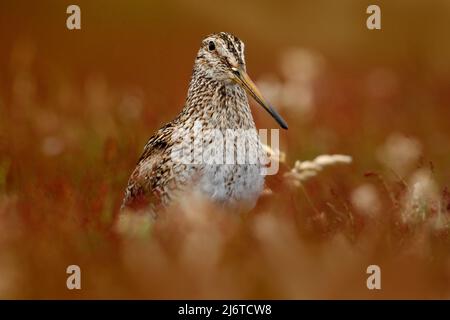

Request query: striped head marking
[
  {"left": 193, "top": 32, "right": 288, "bottom": 129},
  {"left": 195, "top": 32, "right": 246, "bottom": 81}
]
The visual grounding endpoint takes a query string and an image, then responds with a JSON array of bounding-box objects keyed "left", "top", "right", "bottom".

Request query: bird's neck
[{"left": 181, "top": 71, "right": 256, "bottom": 130}]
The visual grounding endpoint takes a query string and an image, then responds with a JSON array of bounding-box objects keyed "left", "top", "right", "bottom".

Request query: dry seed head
[{"left": 285, "top": 154, "right": 352, "bottom": 185}]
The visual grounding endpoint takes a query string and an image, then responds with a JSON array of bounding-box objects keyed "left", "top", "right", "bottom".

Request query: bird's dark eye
[{"left": 208, "top": 41, "right": 216, "bottom": 51}]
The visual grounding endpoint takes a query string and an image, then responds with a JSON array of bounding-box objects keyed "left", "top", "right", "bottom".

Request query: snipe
[{"left": 122, "top": 32, "right": 287, "bottom": 215}]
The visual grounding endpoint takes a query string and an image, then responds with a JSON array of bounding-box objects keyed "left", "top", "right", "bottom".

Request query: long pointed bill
[{"left": 232, "top": 67, "right": 288, "bottom": 129}]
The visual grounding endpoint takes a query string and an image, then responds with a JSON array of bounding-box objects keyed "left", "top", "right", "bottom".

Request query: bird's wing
[
  {"left": 122, "top": 149, "right": 163, "bottom": 210},
  {"left": 122, "top": 123, "right": 174, "bottom": 210}
]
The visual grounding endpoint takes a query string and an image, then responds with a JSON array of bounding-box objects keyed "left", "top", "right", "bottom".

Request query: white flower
[
  {"left": 401, "top": 169, "right": 439, "bottom": 223},
  {"left": 351, "top": 184, "right": 381, "bottom": 217},
  {"left": 376, "top": 133, "right": 422, "bottom": 175}
]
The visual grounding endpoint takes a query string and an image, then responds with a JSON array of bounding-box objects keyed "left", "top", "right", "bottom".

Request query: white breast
[
  {"left": 194, "top": 129, "right": 266, "bottom": 210},
  {"left": 197, "top": 163, "right": 265, "bottom": 209}
]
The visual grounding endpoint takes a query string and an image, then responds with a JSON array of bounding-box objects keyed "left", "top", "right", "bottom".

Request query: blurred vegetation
[{"left": 0, "top": 0, "right": 449, "bottom": 298}]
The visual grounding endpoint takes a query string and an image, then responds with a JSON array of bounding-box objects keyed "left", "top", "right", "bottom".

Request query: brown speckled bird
[{"left": 122, "top": 32, "right": 287, "bottom": 215}]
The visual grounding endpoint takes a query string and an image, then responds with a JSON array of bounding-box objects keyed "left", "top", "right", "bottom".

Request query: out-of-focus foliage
[{"left": 0, "top": 0, "right": 449, "bottom": 298}]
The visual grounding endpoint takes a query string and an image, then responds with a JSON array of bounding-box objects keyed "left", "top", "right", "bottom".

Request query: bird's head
[{"left": 194, "top": 32, "right": 288, "bottom": 130}]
